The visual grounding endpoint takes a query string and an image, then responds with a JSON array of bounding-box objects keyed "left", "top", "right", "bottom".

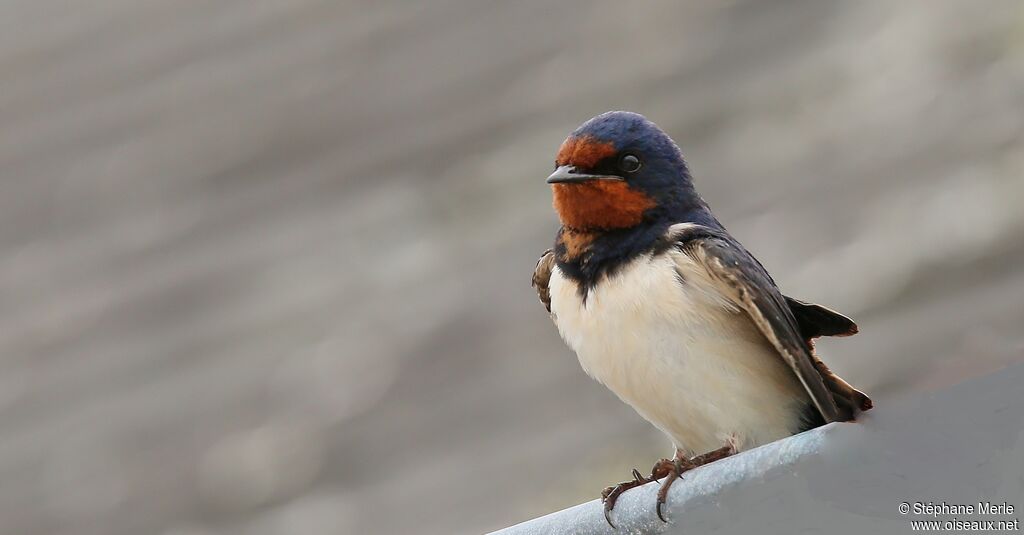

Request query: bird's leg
[{"left": 655, "top": 442, "right": 738, "bottom": 522}]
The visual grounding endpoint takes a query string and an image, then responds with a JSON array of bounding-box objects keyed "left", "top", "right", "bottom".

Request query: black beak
[{"left": 546, "top": 165, "right": 623, "bottom": 184}]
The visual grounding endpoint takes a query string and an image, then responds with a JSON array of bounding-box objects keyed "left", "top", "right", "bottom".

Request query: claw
[
  {"left": 655, "top": 475, "right": 684, "bottom": 522},
  {"left": 602, "top": 481, "right": 640, "bottom": 529},
  {"left": 604, "top": 504, "right": 616, "bottom": 529},
  {"left": 654, "top": 459, "right": 684, "bottom": 523}
]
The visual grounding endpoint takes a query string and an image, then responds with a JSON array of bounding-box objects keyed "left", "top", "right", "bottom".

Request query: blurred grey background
[{"left": 2, "top": 1, "right": 1023, "bottom": 534}]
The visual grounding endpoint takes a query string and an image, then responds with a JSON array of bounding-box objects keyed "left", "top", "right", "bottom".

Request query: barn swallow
[{"left": 532, "top": 111, "right": 872, "bottom": 526}]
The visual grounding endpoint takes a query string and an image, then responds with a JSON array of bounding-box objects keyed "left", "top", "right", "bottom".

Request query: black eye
[{"left": 619, "top": 154, "right": 641, "bottom": 173}]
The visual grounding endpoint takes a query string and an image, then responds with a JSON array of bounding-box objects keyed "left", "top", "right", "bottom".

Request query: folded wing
[{"left": 667, "top": 223, "right": 846, "bottom": 423}]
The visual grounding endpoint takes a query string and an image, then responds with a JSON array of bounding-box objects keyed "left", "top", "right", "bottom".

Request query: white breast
[{"left": 549, "top": 250, "right": 810, "bottom": 455}]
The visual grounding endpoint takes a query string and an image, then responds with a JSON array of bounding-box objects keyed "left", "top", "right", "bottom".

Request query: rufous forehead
[{"left": 555, "top": 135, "right": 617, "bottom": 169}]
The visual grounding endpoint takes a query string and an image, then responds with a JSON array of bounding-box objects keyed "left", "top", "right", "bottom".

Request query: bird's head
[{"left": 548, "top": 111, "right": 697, "bottom": 232}]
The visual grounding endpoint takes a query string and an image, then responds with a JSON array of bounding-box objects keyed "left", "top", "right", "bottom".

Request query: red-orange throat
[{"left": 552, "top": 181, "right": 656, "bottom": 231}]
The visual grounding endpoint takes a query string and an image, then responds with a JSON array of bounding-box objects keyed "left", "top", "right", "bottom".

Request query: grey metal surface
[
  {"left": 1, "top": 1, "right": 1023, "bottom": 534},
  {"left": 493, "top": 363, "right": 1024, "bottom": 534}
]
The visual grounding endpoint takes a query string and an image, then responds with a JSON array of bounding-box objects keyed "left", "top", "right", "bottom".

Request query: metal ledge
[{"left": 492, "top": 363, "right": 1024, "bottom": 535}]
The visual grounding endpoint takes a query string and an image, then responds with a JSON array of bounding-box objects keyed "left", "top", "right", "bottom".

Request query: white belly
[{"left": 549, "top": 250, "right": 811, "bottom": 455}]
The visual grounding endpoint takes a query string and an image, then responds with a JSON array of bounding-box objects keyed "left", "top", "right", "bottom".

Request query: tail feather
[{"left": 785, "top": 295, "right": 872, "bottom": 420}]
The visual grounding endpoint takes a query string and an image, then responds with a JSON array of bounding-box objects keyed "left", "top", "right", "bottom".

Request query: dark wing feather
[
  {"left": 785, "top": 296, "right": 872, "bottom": 412},
  {"left": 785, "top": 296, "right": 858, "bottom": 338},
  {"left": 532, "top": 249, "right": 556, "bottom": 313},
  {"left": 668, "top": 224, "right": 843, "bottom": 423}
]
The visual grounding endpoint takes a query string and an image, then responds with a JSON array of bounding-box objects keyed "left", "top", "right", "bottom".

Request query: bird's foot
[
  {"left": 600, "top": 442, "right": 738, "bottom": 528},
  {"left": 602, "top": 466, "right": 663, "bottom": 528},
  {"left": 654, "top": 442, "right": 737, "bottom": 523},
  {"left": 601, "top": 457, "right": 696, "bottom": 527}
]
